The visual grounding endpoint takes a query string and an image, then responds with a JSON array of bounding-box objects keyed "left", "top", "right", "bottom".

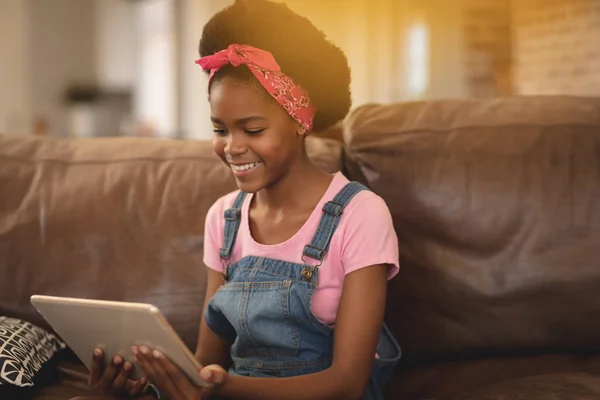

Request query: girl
[{"left": 78, "top": 0, "right": 400, "bottom": 399}]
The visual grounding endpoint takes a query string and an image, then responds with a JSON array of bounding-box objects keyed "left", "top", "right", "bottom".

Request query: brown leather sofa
[{"left": 2, "top": 95, "right": 600, "bottom": 399}]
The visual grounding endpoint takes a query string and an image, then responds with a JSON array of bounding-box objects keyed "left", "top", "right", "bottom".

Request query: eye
[
  {"left": 213, "top": 128, "right": 227, "bottom": 136},
  {"left": 245, "top": 129, "right": 264, "bottom": 136}
]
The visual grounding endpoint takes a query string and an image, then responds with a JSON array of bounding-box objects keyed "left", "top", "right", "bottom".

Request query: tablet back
[{"left": 30, "top": 295, "right": 208, "bottom": 387}]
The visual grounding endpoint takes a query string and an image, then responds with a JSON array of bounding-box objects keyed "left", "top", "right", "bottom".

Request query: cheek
[
  {"left": 254, "top": 137, "right": 294, "bottom": 163},
  {"left": 212, "top": 136, "right": 226, "bottom": 160}
]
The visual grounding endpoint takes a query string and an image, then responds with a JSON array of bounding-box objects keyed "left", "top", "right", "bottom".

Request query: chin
[
  {"left": 233, "top": 175, "right": 266, "bottom": 194},
  {"left": 230, "top": 164, "right": 281, "bottom": 193}
]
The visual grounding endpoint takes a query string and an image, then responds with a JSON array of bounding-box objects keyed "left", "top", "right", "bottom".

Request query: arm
[
  {"left": 196, "top": 196, "right": 236, "bottom": 368},
  {"left": 215, "top": 264, "right": 389, "bottom": 400},
  {"left": 194, "top": 268, "right": 232, "bottom": 368}
]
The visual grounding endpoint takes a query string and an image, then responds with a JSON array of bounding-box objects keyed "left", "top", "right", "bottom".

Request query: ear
[{"left": 296, "top": 124, "right": 307, "bottom": 137}]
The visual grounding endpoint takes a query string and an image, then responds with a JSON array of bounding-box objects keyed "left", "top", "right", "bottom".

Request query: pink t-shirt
[{"left": 203, "top": 172, "right": 399, "bottom": 326}]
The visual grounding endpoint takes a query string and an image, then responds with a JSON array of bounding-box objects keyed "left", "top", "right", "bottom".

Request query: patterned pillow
[{"left": 0, "top": 317, "right": 67, "bottom": 392}]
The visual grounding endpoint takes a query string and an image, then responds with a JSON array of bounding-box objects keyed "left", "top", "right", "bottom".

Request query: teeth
[{"left": 231, "top": 162, "right": 261, "bottom": 172}]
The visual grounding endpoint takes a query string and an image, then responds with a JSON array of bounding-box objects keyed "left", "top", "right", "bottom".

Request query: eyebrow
[{"left": 210, "top": 116, "right": 267, "bottom": 125}]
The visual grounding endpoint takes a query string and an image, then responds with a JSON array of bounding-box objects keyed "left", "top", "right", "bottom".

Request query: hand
[
  {"left": 133, "top": 345, "right": 228, "bottom": 400},
  {"left": 88, "top": 347, "right": 149, "bottom": 397}
]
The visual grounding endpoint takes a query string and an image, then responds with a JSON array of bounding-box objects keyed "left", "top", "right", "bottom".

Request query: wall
[
  {"left": 94, "top": 0, "right": 136, "bottom": 89},
  {"left": 0, "top": 0, "right": 474, "bottom": 138},
  {"left": 178, "top": 0, "right": 471, "bottom": 140},
  {"left": 134, "top": 0, "right": 177, "bottom": 138},
  {"left": 29, "top": 0, "right": 97, "bottom": 136},
  {"left": 416, "top": 0, "right": 468, "bottom": 100},
  {"left": 512, "top": 0, "right": 600, "bottom": 95},
  {"left": 178, "top": 0, "right": 230, "bottom": 140},
  {"left": 0, "top": 0, "right": 31, "bottom": 134},
  {"left": 462, "top": 0, "right": 512, "bottom": 97},
  {"left": 0, "top": 0, "right": 100, "bottom": 137},
  {"left": 285, "top": 0, "right": 468, "bottom": 103},
  {"left": 285, "top": 0, "right": 379, "bottom": 105}
]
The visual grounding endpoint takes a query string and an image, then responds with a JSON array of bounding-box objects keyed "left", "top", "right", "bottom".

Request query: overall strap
[
  {"left": 219, "top": 191, "right": 247, "bottom": 261},
  {"left": 303, "top": 181, "right": 368, "bottom": 263}
]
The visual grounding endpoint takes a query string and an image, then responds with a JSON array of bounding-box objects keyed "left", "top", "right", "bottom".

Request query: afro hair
[{"left": 199, "top": 0, "right": 352, "bottom": 132}]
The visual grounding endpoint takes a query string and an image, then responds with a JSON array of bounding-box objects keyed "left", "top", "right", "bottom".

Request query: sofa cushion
[
  {"left": 384, "top": 352, "right": 600, "bottom": 400},
  {"left": 342, "top": 96, "right": 600, "bottom": 364},
  {"left": 0, "top": 135, "right": 342, "bottom": 353},
  {"left": 0, "top": 317, "right": 66, "bottom": 395},
  {"left": 446, "top": 372, "right": 600, "bottom": 400}
]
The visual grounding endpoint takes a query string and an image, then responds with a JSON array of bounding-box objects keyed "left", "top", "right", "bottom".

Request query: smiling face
[{"left": 210, "top": 75, "right": 305, "bottom": 193}]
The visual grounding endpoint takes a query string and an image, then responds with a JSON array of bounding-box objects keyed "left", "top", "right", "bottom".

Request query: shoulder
[
  {"left": 206, "top": 190, "right": 245, "bottom": 223},
  {"left": 333, "top": 180, "right": 399, "bottom": 275},
  {"left": 322, "top": 173, "right": 393, "bottom": 227},
  {"left": 204, "top": 190, "right": 245, "bottom": 270},
  {"left": 328, "top": 174, "right": 395, "bottom": 243},
  {"left": 345, "top": 188, "right": 389, "bottom": 214},
  {"left": 329, "top": 174, "right": 391, "bottom": 221},
  {"left": 341, "top": 187, "right": 393, "bottom": 229},
  {"left": 204, "top": 190, "right": 247, "bottom": 238},
  {"left": 203, "top": 190, "right": 246, "bottom": 268}
]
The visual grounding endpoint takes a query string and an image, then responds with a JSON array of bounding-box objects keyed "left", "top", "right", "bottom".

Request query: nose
[{"left": 224, "top": 132, "right": 247, "bottom": 156}]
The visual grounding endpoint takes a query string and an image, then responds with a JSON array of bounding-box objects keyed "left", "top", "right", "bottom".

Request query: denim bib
[{"left": 204, "top": 182, "right": 401, "bottom": 399}]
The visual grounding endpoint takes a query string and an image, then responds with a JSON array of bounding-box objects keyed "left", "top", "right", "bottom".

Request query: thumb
[{"left": 200, "top": 364, "right": 228, "bottom": 385}]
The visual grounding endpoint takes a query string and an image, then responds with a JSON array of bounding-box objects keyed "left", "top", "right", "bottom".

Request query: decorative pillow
[{"left": 0, "top": 316, "right": 67, "bottom": 394}]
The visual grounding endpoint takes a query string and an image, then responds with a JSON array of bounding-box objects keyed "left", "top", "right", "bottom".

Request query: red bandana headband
[{"left": 195, "top": 44, "right": 315, "bottom": 133}]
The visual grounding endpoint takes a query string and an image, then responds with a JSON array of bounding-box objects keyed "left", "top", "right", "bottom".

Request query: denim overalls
[{"left": 205, "top": 182, "right": 401, "bottom": 399}]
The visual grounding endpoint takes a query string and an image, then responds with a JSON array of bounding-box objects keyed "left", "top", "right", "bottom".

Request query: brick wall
[
  {"left": 512, "top": 0, "right": 600, "bottom": 95},
  {"left": 462, "top": 0, "right": 512, "bottom": 97}
]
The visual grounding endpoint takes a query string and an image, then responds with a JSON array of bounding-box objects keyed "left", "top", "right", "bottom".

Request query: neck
[{"left": 254, "top": 153, "right": 327, "bottom": 210}]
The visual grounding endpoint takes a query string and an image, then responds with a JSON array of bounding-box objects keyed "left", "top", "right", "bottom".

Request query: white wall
[
  {"left": 179, "top": 0, "right": 232, "bottom": 140},
  {"left": 29, "top": 0, "right": 97, "bottom": 136},
  {"left": 0, "top": 0, "right": 96, "bottom": 136},
  {"left": 134, "top": 0, "right": 177, "bottom": 138},
  {"left": 1, "top": 0, "right": 125, "bottom": 137},
  {"left": 0, "top": 0, "right": 470, "bottom": 138},
  {"left": 181, "top": 0, "right": 470, "bottom": 132},
  {"left": 0, "top": 0, "right": 31, "bottom": 134},
  {"left": 197, "top": 0, "right": 467, "bottom": 129},
  {"left": 285, "top": 0, "right": 373, "bottom": 106},
  {"left": 179, "top": 0, "right": 404, "bottom": 139},
  {"left": 421, "top": 0, "right": 468, "bottom": 100},
  {"left": 94, "top": 0, "right": 136, "bottom": 89}
]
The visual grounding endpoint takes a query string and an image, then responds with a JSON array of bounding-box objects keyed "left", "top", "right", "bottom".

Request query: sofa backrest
[
  {"left": 342, "top": 95, "right": 600, "bottom": 364},
  {"left": 0, "top": 135, "right": 342, "bottom": 351}
]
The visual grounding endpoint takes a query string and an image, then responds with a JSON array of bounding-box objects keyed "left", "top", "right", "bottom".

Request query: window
[
  {"left": 405, "top": 21, "right": 429, "bottom": 99},
  {"left": 135, "top": 0, "right": 176, "bottom": 138}
]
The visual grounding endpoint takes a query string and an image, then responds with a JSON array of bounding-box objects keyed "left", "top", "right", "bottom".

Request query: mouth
[{"left": 229, "top": 161, "right": 263, "bottom": 176}]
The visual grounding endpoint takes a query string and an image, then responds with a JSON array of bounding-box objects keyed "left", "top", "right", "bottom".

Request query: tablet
[{"left": 30, "top": 295, "right": 209, "bottom": 387}]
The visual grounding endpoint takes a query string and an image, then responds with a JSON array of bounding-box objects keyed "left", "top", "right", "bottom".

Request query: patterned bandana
[{"left": 195, "top": 44, "right": 316, "bottom": 133}]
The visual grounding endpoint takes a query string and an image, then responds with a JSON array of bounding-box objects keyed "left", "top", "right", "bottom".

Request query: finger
[
  {"left": 134, "top": 346, "right": 166, "bottom": 388},
  {"left": 143, "top": 348, "right": 172, "bottom": 389},
  {"left": 133, "top": 346, "right": 155, "bottom": 381},
  {"left": 127, "top": 376, "right": 148, "bottom": 396},
  {"left": 137, "top": 347, "right": 185, "bottom": 400},
  {"left": 153, "top": 349, "right": 199, "bottom": 398},
  {"left": 200, "top": 364, "right": 228, "bottom": 386},
  {"left": 112, "top": 360, "right": 133, "bottom": 391},
  {"left": 97, "top": 354, "right": 122, "bottom": 391},
  {"left": 88, "top": 348, "right": 105, "bottom": 387}
]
